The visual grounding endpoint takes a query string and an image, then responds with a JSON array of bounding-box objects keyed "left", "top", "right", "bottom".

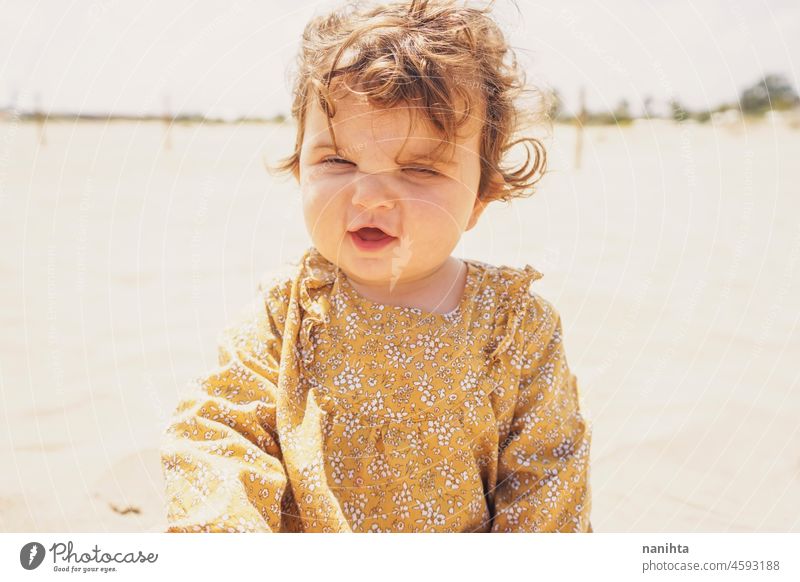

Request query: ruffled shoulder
[
  {"left": 294, "top": 247, "right": 338, "bottom": 321},
  {"left": 265, "top": 247, "right": 338, "bottom": 359},
  {"left": 298, "top": 247, "right": 338, "bottom": 290},
  {"left": 251, "top": 247, "right": 337, "bottom": 322},
  {"left": 229, "top": 248, "right": 339, "bottom": 387},
  {"left": 490, "top": 263, "right": 543, "bottom": 292},
  {"left": 470, "top": 261, "right": 544, "bottom": 362}
]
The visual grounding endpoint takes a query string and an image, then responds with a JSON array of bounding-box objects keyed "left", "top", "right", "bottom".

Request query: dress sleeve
[
  {"left": 491, "top": 296, "right": 593, "bottom": 532},
  {"left": 160, "top": 288, "right": 289, "bottom": 532}
]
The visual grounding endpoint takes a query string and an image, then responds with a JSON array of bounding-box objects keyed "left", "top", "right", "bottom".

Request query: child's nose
[{"left": 350, "top": 172, "right": 396, "bottom": 210}]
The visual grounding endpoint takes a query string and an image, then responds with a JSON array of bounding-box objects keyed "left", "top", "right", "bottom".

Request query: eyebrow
[{"left": 309, "top": 142, "right": 457, "bottom": 167}]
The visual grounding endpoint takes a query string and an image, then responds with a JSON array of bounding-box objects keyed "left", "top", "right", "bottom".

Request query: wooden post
[
  {"left": 163, "top": 94, "right": 172, "bottom": 150},
  {"left": 35, "top": 93, "right": 46, "bottom": 147},
  {"left": 575, "top": 86, "right": 586, "bottom": 170}
]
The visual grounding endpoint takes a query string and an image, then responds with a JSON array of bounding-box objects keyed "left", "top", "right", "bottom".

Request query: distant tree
[
  {"left": 740, "top": 74, "right": 800, "bottom": 114},
  {"left": 547, "top": 88, "right": 562, "bottom": 121},
  {"left": 670, "top": 98, "right": 689, "bottom": 122},
  {"left": 694, "top": 109, "right": 712, "bottom": 123},
  {"left": 613, "top": 98, "right": 632, "bottom": 123},
  {"left": 643, "top": 95, "right": 655, "bottom": 119}
]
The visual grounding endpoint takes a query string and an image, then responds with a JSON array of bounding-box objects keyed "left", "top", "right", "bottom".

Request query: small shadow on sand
[{"left": 109, "top": 502, "right": 142, "bottom": 516}]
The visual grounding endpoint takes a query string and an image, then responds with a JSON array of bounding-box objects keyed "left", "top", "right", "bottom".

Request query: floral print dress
[{"left": 161, "top": 247, "right": 592, "bottom": 532}]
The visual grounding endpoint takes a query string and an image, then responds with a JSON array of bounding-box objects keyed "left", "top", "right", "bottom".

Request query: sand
[{"left": 1, "top": 116, "right": 798, "bottom": 532}]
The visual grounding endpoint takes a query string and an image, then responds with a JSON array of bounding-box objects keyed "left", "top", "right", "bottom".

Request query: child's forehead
[{"left": 306, "top": 90, "right": 483, "bottom": 152}]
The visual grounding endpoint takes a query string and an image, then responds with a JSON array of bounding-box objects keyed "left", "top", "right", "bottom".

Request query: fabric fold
[{"left": 488, "top": 264, "right": 543, "bottom": 362}]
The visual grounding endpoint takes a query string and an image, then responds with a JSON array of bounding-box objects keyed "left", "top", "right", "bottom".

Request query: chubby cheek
[
  {"left": 301, "top": 178, "right": 349, "bottom": 242},
  {"left": 404, "top": 197, "right": 465, "bottom": 248}
]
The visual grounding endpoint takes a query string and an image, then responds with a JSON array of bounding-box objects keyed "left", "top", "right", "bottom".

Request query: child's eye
[
  {"left": 403, "top": 166, "right": 441, "bottom": 177},
  {"left": 321, "top": 156, "right": 354, "bottom": 166},
  {"left": 318, "top": 157, "right": 441, "bottom": 177}
]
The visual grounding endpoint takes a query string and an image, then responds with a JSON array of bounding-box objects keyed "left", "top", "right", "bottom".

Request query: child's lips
[
  {"left": 347, "top": 222, "right": 394, "bottom": 238},
  {"left": 349, "top": 227, "right": 397, "bottom": 251}
]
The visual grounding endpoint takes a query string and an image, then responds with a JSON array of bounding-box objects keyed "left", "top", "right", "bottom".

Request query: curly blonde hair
[{"left": 273, "top": 0, "right": 549, "bottom": 203}]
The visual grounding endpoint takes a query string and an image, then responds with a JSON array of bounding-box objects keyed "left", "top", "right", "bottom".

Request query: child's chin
[{"left": 342, "top": 258, "right": 399, "bottom": 284}]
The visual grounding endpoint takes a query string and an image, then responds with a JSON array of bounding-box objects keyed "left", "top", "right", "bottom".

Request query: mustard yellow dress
[{"left": 161, "top": 247, "right": 592, "bottom": 532}]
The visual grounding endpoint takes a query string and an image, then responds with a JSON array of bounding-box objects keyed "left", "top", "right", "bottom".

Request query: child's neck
[{"left": 345, "top": 256, "right": 467, "bottom": 315}]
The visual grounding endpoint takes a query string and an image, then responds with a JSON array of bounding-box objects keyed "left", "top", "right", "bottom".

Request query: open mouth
[
  {"left": 353, "top": 227, "right": 392, "bottom": 241},
  {"left": 349, "top": 227, "right": 397, "bottom": 251}
]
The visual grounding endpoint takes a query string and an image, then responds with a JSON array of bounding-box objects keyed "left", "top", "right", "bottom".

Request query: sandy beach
[{"left": 1, "top": 117, "right": 798, "bottom": 532}]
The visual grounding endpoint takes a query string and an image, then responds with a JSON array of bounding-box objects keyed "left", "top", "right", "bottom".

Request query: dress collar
[{"left": 295, "top": 246, "right": 544, "bottom": 336}]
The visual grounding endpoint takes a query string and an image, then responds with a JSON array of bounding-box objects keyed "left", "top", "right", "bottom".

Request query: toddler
[{"left": 161, "top": 0, "right": 592, "bottom": 533}]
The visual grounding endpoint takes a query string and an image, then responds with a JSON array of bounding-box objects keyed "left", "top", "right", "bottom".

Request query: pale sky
[{"left": 1, "top": 0, "right": 798, "bottom": 118}]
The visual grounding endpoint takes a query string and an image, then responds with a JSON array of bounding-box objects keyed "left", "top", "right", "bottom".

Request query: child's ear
[
  {"left": 467, "top": 169, "right": 503, "bottom": 231},
  {"left": 466, "top": 196, "right": 487, "bottom": 231}
]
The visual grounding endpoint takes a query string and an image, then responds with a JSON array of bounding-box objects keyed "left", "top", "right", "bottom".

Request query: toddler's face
[{"left": 297, "top": 92, "right": 486, "bottom": 289}]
